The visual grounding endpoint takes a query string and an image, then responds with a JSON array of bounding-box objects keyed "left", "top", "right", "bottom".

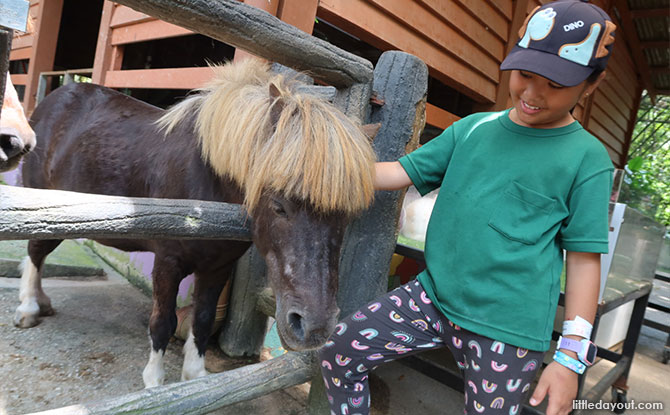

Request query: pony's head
[
  {"left": 1, "top": 74, "right": 36, "bottom": 172},
  {"left": 158, "top": 59, "right": 377, "bottom": 350}
]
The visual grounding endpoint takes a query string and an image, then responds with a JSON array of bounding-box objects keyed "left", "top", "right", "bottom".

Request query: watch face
[{"left": 585, "top": 343, "right": 597, "bottom": 364}]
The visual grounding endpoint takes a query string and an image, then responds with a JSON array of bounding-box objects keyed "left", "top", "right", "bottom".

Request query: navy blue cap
[{"left": 501, "top": 0, "right": 616, "bottom": 86}]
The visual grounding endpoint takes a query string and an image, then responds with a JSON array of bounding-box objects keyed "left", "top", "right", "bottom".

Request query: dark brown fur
[{"left": 22, "top": 82, "right": 345, "bottom": 365}]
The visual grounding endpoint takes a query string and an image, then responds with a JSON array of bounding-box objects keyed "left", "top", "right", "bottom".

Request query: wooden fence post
[
  {"left": 218, "top": 246, "right": 269, "bottom": 357},
  {"left": 307, "top": 50, "right": 428, "bottom": 414},
  {"left": 340, "top": 50, "right": 427, "bottom": 323}
]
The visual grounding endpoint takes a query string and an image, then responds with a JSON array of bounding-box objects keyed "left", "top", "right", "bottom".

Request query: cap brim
[{"left": 500, "top": 45, "right": 595, "bottom": 87}]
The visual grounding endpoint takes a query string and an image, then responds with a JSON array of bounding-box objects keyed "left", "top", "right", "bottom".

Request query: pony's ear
[
  {"left": 269, "top": 83, "right": 284, "bottom": 128},
  {"left": 361, "top": 123, "right": 382, "bottom": 142}
]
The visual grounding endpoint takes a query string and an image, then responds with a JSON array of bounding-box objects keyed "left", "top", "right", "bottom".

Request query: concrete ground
[{"left": 0, "top": 242, "right": 668, "bottom": 414}]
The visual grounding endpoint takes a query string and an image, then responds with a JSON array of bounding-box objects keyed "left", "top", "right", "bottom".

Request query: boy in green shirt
[{"left": 320, "top": 1, "right": 615, "bottom": 414}]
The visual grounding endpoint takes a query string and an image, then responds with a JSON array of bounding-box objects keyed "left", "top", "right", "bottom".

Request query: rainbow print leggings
[{"left": 318, "top": 279, "right": 544, "bottom": 414}]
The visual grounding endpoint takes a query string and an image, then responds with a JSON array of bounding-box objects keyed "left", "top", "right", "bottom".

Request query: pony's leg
[
  {"left": 14, "top": 240, "right": 62, "bottom": 328},
  {"left": 181, "top": 268, "right": 231, "bottom": 381},
  {"left": 142, "top": 255, "right": 183, "bottom": 388}
]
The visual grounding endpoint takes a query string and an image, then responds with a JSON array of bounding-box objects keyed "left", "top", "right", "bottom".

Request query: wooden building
[{"left": 8, "top": 0, "right": 670, "bottom": 168}]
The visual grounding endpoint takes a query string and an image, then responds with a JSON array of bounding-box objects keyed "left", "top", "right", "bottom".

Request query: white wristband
[{"left": 562, "top": 316, "right": 592, "bottom": 339}]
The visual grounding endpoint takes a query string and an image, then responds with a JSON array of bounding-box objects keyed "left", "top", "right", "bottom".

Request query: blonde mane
[{"left": 158, "top": 59, "right": 376, "bottom": 215}]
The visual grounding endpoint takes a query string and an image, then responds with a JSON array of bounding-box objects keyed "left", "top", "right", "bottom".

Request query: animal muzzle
[
  {"left": 0, "top": 128, "right": 31, "bottom": 162},
  {"left": 279, "top": 304, "right": 340, "bottom": 351}
]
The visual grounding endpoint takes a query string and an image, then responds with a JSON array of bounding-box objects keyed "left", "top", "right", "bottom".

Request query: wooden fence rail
[{"left": 0, "top": 184, "right": 251, "bottom": 241}]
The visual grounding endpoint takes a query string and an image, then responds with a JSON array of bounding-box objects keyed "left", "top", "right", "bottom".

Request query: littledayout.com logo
[{"left": 573, "top": 399, "right": 664, "bottom": 412}]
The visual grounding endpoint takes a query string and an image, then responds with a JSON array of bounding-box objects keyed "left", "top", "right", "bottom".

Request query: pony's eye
[{"left": 271, "top": 199, "right": 288, "bottom": 218}]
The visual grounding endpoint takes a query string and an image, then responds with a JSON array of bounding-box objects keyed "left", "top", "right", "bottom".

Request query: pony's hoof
[
  {"left": 13, "top": 309, "right": 40, "bottom": 328},
  {"left": 39, "top": 304, "right": 55, "bottom": 316}
]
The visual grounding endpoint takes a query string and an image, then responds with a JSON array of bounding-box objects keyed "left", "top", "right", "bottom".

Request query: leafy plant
[{"left": 620, "top": 94, "right": 670, "bottom": 225}]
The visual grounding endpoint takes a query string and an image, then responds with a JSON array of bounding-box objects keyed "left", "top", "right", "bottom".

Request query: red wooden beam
[
  {"left": 103, "top": 67, "right": 213, "bottom": 89},
  {"left": 111, "top": 19, "right": 192, "bottom": 45},
  {"left": 426, "top": 103, "right": 460, "bottom": 129},
  {"left": 278, "top": 0, "right": 318, "bottom": 34},
  {"left": 24, "top": 0, "right": 63, "bottom": 113},
  {"left": 318, "top": 0, "right": 497, "bottom": 103},
  {"left": 92, "top": 1, "right": 118, "bottom": 85}
]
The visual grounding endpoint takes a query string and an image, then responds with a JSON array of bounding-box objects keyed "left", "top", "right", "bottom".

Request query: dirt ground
[{"left": 0, "top": 257, "right": 400, "bottom": 415}]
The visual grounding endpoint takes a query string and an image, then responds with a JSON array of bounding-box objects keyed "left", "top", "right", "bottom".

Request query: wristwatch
[
  {"left": 553, "top": 350, "right": 586, "bottom": 374},
  {"left": 557, "top": 335, "right": 598, "bottom": 366}
]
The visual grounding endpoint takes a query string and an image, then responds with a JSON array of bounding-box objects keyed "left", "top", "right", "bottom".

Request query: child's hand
[{"left": 529, "top": 361, "right": 578, "bottom": 415}]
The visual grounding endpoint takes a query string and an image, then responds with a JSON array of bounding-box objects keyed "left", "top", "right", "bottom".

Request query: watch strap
[
  {"left": 557, "top": 336, "right": 582, "bottom": 353},
  {"left": 553, "top": 350, "right": 586, "bottom": 374}
]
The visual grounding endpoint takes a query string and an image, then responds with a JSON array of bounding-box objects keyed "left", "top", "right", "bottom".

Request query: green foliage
[{"left": 620, "top": 94, "right": 670, "bottom": 225}]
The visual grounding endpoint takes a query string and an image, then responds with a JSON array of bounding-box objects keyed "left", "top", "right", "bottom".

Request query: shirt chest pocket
[{"left": 488, "top": 181, "right": 556, "bottom": 245}]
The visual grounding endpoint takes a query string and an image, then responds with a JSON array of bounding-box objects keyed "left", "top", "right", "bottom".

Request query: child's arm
[
  {"left": 530, "top": 251, "right": 600, "bottom": 415},
  {"left": 375, "top": 161, "right": 413, "bottom": 190}
]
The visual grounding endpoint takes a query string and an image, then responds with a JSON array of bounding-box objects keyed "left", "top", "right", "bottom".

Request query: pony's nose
[
  {"left": 287, "top": 310, "right": 306, "bottom": 340},
  {"left": 0, "top": 132, "right": 24, "bottom": 161},
  {"left": 287, "top": 306, "right": 339, "bottom": 346}
]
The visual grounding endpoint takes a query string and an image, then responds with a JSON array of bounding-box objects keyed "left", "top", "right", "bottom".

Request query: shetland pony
[
  {"left": 15, "top": 59, "right": 376, "bottom": 387},
  {"left": 0, "top": 73, "right": 35, "bottom": 171}
]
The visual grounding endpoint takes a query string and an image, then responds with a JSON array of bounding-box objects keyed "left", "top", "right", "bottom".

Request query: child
[{"left": 319, "top": 1, "right": 616, "bottom": 414}]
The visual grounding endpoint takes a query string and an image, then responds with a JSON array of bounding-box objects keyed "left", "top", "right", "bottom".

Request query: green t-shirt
[{"left": 398, "top": 109, "right": 613, "bottom": 351}]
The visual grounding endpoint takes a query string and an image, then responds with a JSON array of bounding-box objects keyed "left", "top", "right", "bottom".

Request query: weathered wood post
[
  {"left": 307, "top": 50, "right": 428, "bottom": 413},
  {"left": 339, "top": 51, "right": 427, "bottom": 316},
  {"left": 218, "top": 245, "right": 269, "bottom": 356}
]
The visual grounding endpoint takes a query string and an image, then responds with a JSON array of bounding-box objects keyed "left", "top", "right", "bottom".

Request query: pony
[
  {"left": 14, "top": 59, "right": 377, "bottom": 387},
  {"left": 0, "top": 73, "right": 35, "bottom": 171}
]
